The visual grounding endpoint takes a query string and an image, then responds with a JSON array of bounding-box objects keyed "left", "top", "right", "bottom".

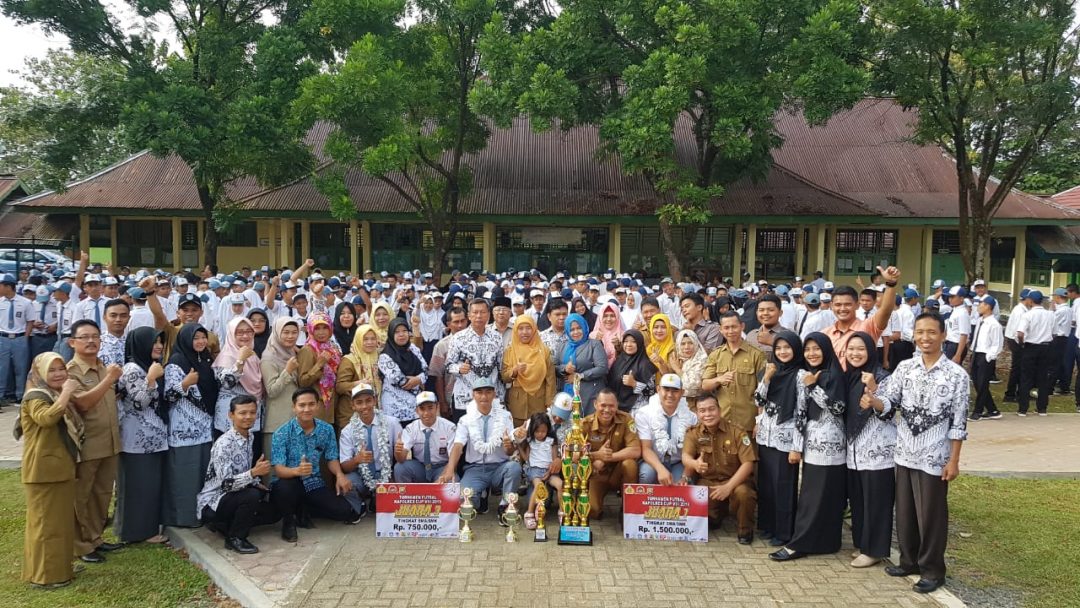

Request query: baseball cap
[
  {"left": 55, "top": 281, "right": 73, "bottom": 295},
  {"left": 351, "top": 383, "right": 377, "bottom": 398},
  {"left": 1053, "top": 287, "right": 1068, "bottom": 297},
  {"left": 774, "top": 285, "right": 789, "bottom": 296},
  {"left": 981, "top": 295, "right": 998, "bottom": 309},
  {"left": 1029, "top": 290, "right": 1045, "bottom": 304},
  {"left": 803, "top": 293, "right": 820, "bottom": 305},
  {"left": 659, "top": 373, "right": 683, "bottom": 390},
  {"left": 177, "top": 293, "right": 202, "bottom": 308},
  {"left": 175, "top": 277, "right": 188, "bottom": 286},
  {"left": 472, "top": 378, "right": 496, "bottom": 391},
  {"left": 0, "top": 273, "right": 16, "bottom": 285},
  {"left": 947, "top": 286, "right": 966, "bottom": 297},
  {"left": 924, "top": 298, "right": 940, "bottom": 308},
  {"left": 228, "top": 293, "right": 246, "bottom": 305},
  {"left": 550, "top": 393, "right": 573, "bottom": 420},
  {"left": 1019, "top": 288, "right": 1031, "bottom": 300},
  {"left": 84, "top": 274, "right": 102, "bottom": 284},
  {"left": 415, "top": 391, "right": 437, "bottom": 405},
  {"left": 903, "top": 288, "right": 920, "bottom": 299},
  {"left": 103, "top": 277, "right": 119, "bottom": 286},
  {"left": 789, "top": 287, "right": 803, "bottom": 296},
  {"left": 822, "top": 281, "right": 835, "bottom": 291},
  {"left": 820, "top": 293, "right": 832, "bottom": 302},
  {"left": 794, "top": 276, "right": 803, "bottom": 282},
  {"left": 35, "top": 285, "right": 50, "bottom": 302},
  {"left": 972, "top": 279, "right": 986, "bottom": 287},
  {"left": 931, "top": 279, "right": 946, "bottom": 289},
  {"left": 128, "top": 287, "right": 147, "bottom": 300}
]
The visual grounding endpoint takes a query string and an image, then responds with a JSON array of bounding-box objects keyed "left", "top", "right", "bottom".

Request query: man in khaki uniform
[
  {"left": 582, "top": 389, "right": 641, "bottom": 519},
  {"left": 66, "top": 319, "right": 124, "bottom": 563},
  {"left": 682, "top": 394, "right": 757, "bottom": 544},
  {"left": 701, "top": 311, "right": 766, "bottom": 430}
]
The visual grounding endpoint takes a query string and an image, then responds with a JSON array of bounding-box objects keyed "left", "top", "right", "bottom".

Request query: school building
[{"left": 6, "top": 98, "right": 1080, "bottom": 303}]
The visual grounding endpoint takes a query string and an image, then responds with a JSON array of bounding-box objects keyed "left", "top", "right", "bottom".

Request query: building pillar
[
  {"left": 300, "top": 220, "right": 310, "bottom": 262},
  {"left": 278, "top": 219, "right": 291, "bottom": 268},
  {"left": 79, "top": 214, "right": 90, "bottom": 255},
  {"left": 109, "top": 217, "right": 118, "bottom": 269},
  {"left": 794, "top": 224, "right": 806, "bottom": 279},
  {"left": 482, "top": 222, "right": 496, "bottom": 271},
  {"left": 1013, "top": 229, "right": 1027, "bottom": 303},
  {"left": 609, "top": 223, "right": 622, "bottom": 272},
  {"left": 808, "top": 224, "right": 827, "bottom": 277},
  {"left": 197, "top": 220, "right": 206, "bottom": 270},
  {"left": 922, "top": 228, "right": 934, "bottom": 294},
  {"left": 266, "top": 220, "right": 278, "bottom": 269},
  {"left": 361, "top": 220, "right": 373, "bottom": 273},
  {"left": 349, "top": 219, "right": 359, "bottom": 276},
  {"left": 171, "top": 218, "right": 182, "bottom": 271},
  {"left": 745, "top": 224, "right": 758, "bottom": 281},
  {"left": 731, "top": 224, "right": 743, "bottom": 282}
]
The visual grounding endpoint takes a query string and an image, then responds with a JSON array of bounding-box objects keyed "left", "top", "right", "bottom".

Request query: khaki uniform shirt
[
  {"left": 702, "top": 341, "right": 766, "bottom": 430},
  {"left": 682, "top": 419, "right": 757, "bottom": 483},
  {"left": 67, "top": 357, "right": 121, "bottom": 461},
  {"left": 582, "top": 410, "right": 641, "bottom": 454}
]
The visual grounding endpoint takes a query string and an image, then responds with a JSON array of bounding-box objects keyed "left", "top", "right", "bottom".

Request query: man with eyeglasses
[{"left": 66, "top": 319, "right": 124, "bottom": 564}]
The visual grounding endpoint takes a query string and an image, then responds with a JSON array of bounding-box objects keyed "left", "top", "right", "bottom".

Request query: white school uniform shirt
[
  {"left": 972, "top": 315, "right": 1003, "bottom": 362},
  {"left": 1004, "top": 304, "right": 1026, "bottom": 341},
  {"left": 633, "top": 397, "right": 698, "bottom": 464},
  {"left": 126, "top": 304, "right": 155, "bottom": 332},
  {"left": 0, "top": 295, "right": 33, "bottom": 334},
  {"left": 54, "top": 298, "right": 75, "bottom": 336},
  {"left": 1017, "top": 307, "right": 1054, "bottom": 344},
  {"left": 339, "top": 414, "right": 403, "bottom": 473},
  {"left": 799, "top": 309, "right": 836, "bottom": 339},
  {"left": 1052, "top": 304, "right": 1071, "bottom": 337},
  {"left": 779, "top": 300, "right": 797, "bottom": 330},
  {"left": 29, "top": 300, "right": 57, "bottom": 335},
  {"left": 453, "top": 407, "right": 515, "bottom": 465},
  {"left": 400, "top": 417, "right": 457, "bottom": 466},
  {"left": 72, "top": 296, "right": 108, "bottom": 327},
  {"left": 895, "top": 303, "right": 915, "bottom": 342},
  {"left": 944, "top": 305, "right": 970, "bottom": 344}
]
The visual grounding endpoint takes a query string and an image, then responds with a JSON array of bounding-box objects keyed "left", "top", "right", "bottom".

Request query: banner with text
[
  {"left": 622, "top": 484, "right": 709, "bottom": 543},
  {"left": 375, "top": 483, "right": 460, "bottom": 539}
]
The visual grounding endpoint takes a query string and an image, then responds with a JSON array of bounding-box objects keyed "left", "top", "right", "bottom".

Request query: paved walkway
[{"left": 960, "top": 413, "right": 1080, "bottom": 476}]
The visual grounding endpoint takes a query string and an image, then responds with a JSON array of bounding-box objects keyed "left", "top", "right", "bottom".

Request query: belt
[{"left": 0, "top": 332, "right": 23, "bottom": 339}]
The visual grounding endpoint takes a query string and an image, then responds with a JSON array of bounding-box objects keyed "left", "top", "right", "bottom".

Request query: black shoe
[
  {"left": 768, "top": 548, "right": 806, "bottom": 561},
  {"left": 497, "top": 504, "right": 509, "bottom": 527},
  {"left": 97, "top": 541, "right": 125, "bottom": 552},
  {"left": 913, "top": 578, "right": 944, "bottom": 594},
  {"left": 768, "top": 537, "right": 786, "bottom": 546},
  {"left": 885, "top": 565, "right": 919, "bottom": 577},
  {"left": 1003, "top": 395, "right": 1016, "bottom": 403},
  {"left": 477, "top": 494, "right": 490, "bottom": 514},
  {"left": 985, "top": 412, "right": 1003, "bottom": 420},
  {"left": 298, "top": 511, "right": 315, "bottom": 529},
  {"left": 79, "top": 551, "right": 106, "bottom": 563},
  {"left": 281, "top": 516, "right": 298, "bottom": 542},
  {"left": 758, "top": 529, "right": 774, "bottom": 540},
  {"left": 737, "top": 533, "right": 753, "bottom": 545},
  {"left": 345, "top": 505, "right": 367, "bottom": 525},
  {"left": 225, "top": 537, "right": 259, "bottom": 554},
  {"left": 967, "top": 413, "right": 981, "bottom": 421}
]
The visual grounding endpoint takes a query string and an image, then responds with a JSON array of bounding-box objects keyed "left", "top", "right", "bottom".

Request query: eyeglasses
[
  {"left": 72, "top": 334, "right": 101, "bottom": 342},
  {"left": 235, "top": 329, "right": 255, "bottom": 336}
]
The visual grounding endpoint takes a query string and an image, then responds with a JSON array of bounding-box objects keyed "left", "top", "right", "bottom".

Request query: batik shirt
[
  {"left": 100, "top": 332, "right": 126, "bottom": 367},
  {"left": 875, "top": 355, "right": 969, "bottom": 476},
  {"left": 197, "top": 428, "right": 258, "bottom": 513},
  {"left": 116, "top": 362, "right": 168, "bottom": 454},
  {"left": 164, "top": 364, "right": 214, "bottom": 447},
  {"left": 447, "top": 326, "right": 506, "bottom": 404},
  {"left": 792, "top": 382, "right": 847, "bottom": 466},
  {"left": 539, "top": 328, "right": 568, "bottom": 365},
  {"left": 752, "top": 369, "right": 808, "bottom": 453}
]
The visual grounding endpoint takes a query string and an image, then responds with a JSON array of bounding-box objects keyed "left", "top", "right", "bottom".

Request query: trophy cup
[
  {"left": 459, "top": 487, "right": 477, "bottom": 543},
  {"left": 534, "top": 483, "right": 548, "bottom": 542},
  {"left": 503, "top": 492, "right": 521, "bottom": 543},
  {"left": 557, "top": 379, "right": 593, "bottom": 545}
]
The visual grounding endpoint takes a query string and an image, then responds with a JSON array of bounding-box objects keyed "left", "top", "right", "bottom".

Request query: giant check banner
[
  {"left": 622, "top": 484, "right": 709, "bottom": 543},
  {"left": 375, "top": 483, "right": 460, "bottom": 539}
]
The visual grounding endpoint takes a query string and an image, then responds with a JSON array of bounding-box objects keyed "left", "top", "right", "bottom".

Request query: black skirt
[
  {"left": 787, "top": 463, "right": 847, "bottom": 554},
  {"left": 116, "top": 451, "right": 166, "bottom": 542},
  {"left": 848, "top": 467, "right": 895, "bottom": 558},
  {"left": 757, "top": 445, "right": 799, "bottom": 543}
]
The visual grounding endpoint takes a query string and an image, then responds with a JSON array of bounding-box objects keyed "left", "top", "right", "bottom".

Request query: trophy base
[
  {"left": 557, "top": 525, "right": 592, "bottom": 546},
  {"left": 534, "top": 528, "right": 548, "bottom": 542}
]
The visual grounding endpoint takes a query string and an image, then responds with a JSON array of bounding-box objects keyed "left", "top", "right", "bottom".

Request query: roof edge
[{"left": 14, "top": 150, "right": 153, "bottom": 206}]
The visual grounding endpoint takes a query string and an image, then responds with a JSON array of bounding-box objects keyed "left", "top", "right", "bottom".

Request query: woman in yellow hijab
[
  {"left": 334, "top": 324, "right": 383, "bottom": 430},
  {"left": 500, "top": 315, "right": 556, "bottom": 426},
  {"left": 369, "top": 302, "right": 395, "bottom": 347},
  {"left": 645, "top": 313, "right": 675, "bottom": 381}
]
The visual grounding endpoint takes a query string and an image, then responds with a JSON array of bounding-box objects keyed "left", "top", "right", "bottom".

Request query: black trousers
[
  {"left": 1017, "top": 342, "right": 1054, "bottom": 413},
  {"left": 888, "top": 341, "right": 915, "bottom": 372},
  {"left": 895, "top": 465, "right": 949, "bottom": 581},
  {"left": 970, "top": 353, "right": 1000, "bottom": 416},
  {"left": 1004, "top": 338, "right": 1023, "bottom": 398},
  {"left": 756, "top": 445, "right": 799, "bottom": 543},
  {"left": 202, "top": 487, "right": 281, "bottom": 539},
  {"left": 1048, "top": 336, "right": 1068, "bottom": 390},
  {"left": 270, "top": 477, "right": 356, "bottom": 522},
  {"left": 848, "top": 468, "right": 894, "bottom": 558},
  {"left": 788, "top": 463, "right": 846, "bottom": 555}
]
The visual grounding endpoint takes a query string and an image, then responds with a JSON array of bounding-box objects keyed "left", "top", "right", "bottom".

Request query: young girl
[{"left": 519, "top": 412, "right": 563, "bottom": 530}]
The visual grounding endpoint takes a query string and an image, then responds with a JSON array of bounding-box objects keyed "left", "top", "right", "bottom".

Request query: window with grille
[
  {"left": 931, "top": 230, "right": 962, "bottom": 255},
  {"left": 218, "top": 222, "right": 258, "bottom": 247},
  {"left": 755, "top": 229, "right": 796, "bottom": 252},
  {"left": 834, "top": 229, "right": 898, "bottom": 275}
]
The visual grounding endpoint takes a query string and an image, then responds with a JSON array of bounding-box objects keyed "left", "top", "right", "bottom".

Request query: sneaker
[
  {"left": 985, "top": 412, "right": 1003, "bottom": 420},
  {"left": 1038, "top": 412, "right": 1048, "bottom": 417},
  {"left": 346, "top": 505, "right": 367, "bottom": 525},
  {"left": 988, "top": 379, "right": 1002, "bottom": 384},
  {"left": 967, "top": 413, "right": 981, "bottom": 421},
  {"left": 1017, "top": 412, "right": 1027, "bottom": 417},
  {"left": 477, "top": 494, "right": 490, "bottom": 514}
]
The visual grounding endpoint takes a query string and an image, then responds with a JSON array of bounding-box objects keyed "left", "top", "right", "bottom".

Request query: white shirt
[
  {"left": 945, "top": 305, "right": 970, "bottom": 343},
  {"left": 895, "top": 303, "right": 915, "bottom": 342},
  {"left": 779, "top": 300, "right": 797, "bottom": 330},
  {"left": 400, "top": 417, "right": 457, "bottom": 466},
  {"left": 339, "top": 414, "right": 403, "bottom": 473},
  {"left": 1004, "top": 304, "right": 1027, "bottom": 340},
  {"left": 29, "top": 300, "right": 57, "bottom": 335},
  {"left": 127, "top": 305, "right": 156, "bottom": 333},
  {"left": 633, "top": 397, "right": 698, "bottom": 464},
  {"left": 972, "top": 315, "right": 1003, "bottom": 362},
  {"left": 157, "top": 294, "right": 178, "bottom": 322},
  {"left": 1052, "top": 304, "right": 1071, "bottom": 337},
  {"left": 0, "top": 295, "right": 33, "bottom": 334},
  {"left": 72, "top": 295, "right": 108, "bottom": 327},
  {"left": 453, "top": 407, "right": 515, "bottom": 465},
  {"left": 54, "top": 298, "right": 75, "bottom": 336},
  {"left": 799, "top": 309, "right": 836, "bottom": 339},
  {"left": 527, "top": 437, "right": 555, "bottom": 469},
  {"left": 1017, "top": 306, "right": 1054, "bottom": 344}
]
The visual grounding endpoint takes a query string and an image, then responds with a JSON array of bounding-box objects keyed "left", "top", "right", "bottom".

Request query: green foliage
[{"left": 473, "top": 0, "right": 868, "bottom": 275}]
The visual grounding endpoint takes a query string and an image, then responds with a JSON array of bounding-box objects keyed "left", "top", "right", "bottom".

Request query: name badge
[{"left": 439, "top": 446, "right": 447, "bottom": 456}]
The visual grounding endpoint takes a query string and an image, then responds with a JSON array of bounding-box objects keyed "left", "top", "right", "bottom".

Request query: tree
[
  {"left": 0, "top": 50, "right": 132, "bottom": 193},
  {"left": 1015, "top": 123, "right": 1080, "bottom": 195},
  {"left": 1, "top": 0, "right": 319, "bottom": 265},
  {"left": 869, "top": 0, "right": 1080, "bottom": 282},
  {"left": 294, "top": 0, "right": 552, "bottom": 281},
  {"left": 472, "top": 0, "right": 869, "bottom": 279}
]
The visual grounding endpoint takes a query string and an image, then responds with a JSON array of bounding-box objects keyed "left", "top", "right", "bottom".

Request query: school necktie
[
  {"left": 57, "top": 302, "right": 64, "bottom": 333},
  {"left": 39, "top": 303, "right": 46, "bottom": 323},
  {"left": 94, "top": 300, "right": 101, "bottom": 327},
  {"left": 863, "top": 310, "right": 871, "bottom": 320},
  {"left": 6, "top": 298, "right": 12, "bottom": 327},
  {"left": 482, "top": 415, "right": 490, "bottom": 442},
  {"left": 666, "top": 414, "right": 673, "bottom": 439},
  {"left": 423, "top": 429, "right": 432, "bottom": 467},
  {"left": 287, "top": 306, "right": 294, "bottom": 317},
  {"left": 365, "top": 425, "right": 375, "bottom": 473}
]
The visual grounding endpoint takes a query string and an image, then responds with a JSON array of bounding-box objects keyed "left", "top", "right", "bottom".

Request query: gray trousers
[{"left": 895, "top": 465, "right": 949, "bottom": 581}]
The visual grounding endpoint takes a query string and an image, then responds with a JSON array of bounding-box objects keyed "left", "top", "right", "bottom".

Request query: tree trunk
[
  {"left": 197, "top": 182, "right": 219, "bottom": 267},
  {"left": 658, "top": 217, "right": 692, "bottom": 280}
]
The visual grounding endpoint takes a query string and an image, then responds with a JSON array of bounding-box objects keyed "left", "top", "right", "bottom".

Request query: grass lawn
[
  {"left": 0, "top": 469, "right": 226, "bottom": 608},
  {"left": 984, "top": 372, "right": 1077, "bottom": 414},
  {"left": 949, "top": 476, "right": 1080, "bottom": 608}
]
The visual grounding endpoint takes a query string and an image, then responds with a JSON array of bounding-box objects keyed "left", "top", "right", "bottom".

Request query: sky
[{"left": 0, "top": 18, "right": 66, "bottom": 87}]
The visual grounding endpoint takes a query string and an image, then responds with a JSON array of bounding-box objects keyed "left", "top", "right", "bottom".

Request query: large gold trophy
[{"left": 558, "top": 378, "right": 593, "bottom": 545}]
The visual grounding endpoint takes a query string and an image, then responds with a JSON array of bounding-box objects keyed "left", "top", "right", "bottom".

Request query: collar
[
  {"left": 69, "top": 356, "right": 100, "bottom": 374},
  {"left": 723, "top": 340, "right": 745, "bottom": 355},
  {"left": 916, "top": 353, "right": 947, "bottom": 372}
]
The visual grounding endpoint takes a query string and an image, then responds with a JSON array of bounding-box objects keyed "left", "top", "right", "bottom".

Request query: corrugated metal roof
[
  {"left": 1052, "top": 185, "right": 1080, "bottom": 209},
  {"left": 771, "top": 99, "right": 1080, "bottom": 220},
  {"left": 0, "top": 212, "right": 76, "bottom": 243},
  {"left": 0, "top": 176, "right": 26, "bottom": 202},
  {"left": 1029, "top": 225, "right": 1080, "bottom": 257}
]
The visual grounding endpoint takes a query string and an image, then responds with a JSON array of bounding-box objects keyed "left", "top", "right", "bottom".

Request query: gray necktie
[
  {"left": 423, "top": 429, "right": 432, "bottom": 467},
  {"left": 7, "top": 299, "right": 13, "bottom": 326},
  {"left": 366, "top": 425, "right": 375, "bottom": 473},
  {"left": 482, "top": 415, "right": 490, "bottom": 442},
  {"left": 94, "top": 301, "right": 101, "bottom": 327}
]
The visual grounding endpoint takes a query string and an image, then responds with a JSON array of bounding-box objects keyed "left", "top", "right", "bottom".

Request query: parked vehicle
[{"left": 0, "top": 248, "right": 75, "bottom": 274}]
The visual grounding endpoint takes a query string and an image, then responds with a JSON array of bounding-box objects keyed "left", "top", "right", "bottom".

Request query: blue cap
[
  {"left": 1020, "top": 288, "right": 1031, "bottom": 300},
  {"left": 925, "top": 298, "right": 940, "bottom": 308},
  {"left": 606, "top": 281, "right": 617, "bottom": 290},
  {"left": 0, "top": 273, "right": 15, "bottom": 285},
  {"left": 903, "top": 288, "right": 920, "bottom": 299},
  {"left": 1029, "top": 290, "right": 1044, "bottom": 304},
  {"left": 947, "top": 285, "right": 967, "bottom": 298},
  {"left": 804, "top": 293, "right": 820, "bottom": 305},
  {"left": 56, "top": 282, "right": 73, "bottom": 294},
  {"left": 328, "top": 277, "right": 341, "bottom": 289},
  {"left": 1054, "top": 287, "right": 1068, "bottom": 297},
  {"left": 932, "top": 279, "right": 946, "bottom": 289},
  {"left": 472, "top": 378, "right": 496, "bottom": 390},
  {"left": 560, "top": 288, "right": 573, "bottom": 299},
  {"left": 128, "top": 287, "right": 147, "bottom": 300},
  {"left": 981, "top": 295, "right": 998, "bottom": 309},
  {"left": 774, "top": 285, "right": 789, "bottom": 296},
  {"left": 177, "top": 293, "right": 202, "bottom": 308},
  {"left": 254, "top": 282, "right": 265, "bottom": 291}
]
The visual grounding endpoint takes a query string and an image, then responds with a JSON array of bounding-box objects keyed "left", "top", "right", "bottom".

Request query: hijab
[
  {"left": 621, "top": 292, "right": 643, "bottom": 330},
  {"left": 572, "top": 298, "right": 596, "bottom": 332},
  {"left": 765, "top": 331, "right": 804, "bottom": 424},
  {"left": 333, "top": 302, "right": 359, "bottom": 356},
  {"left": 608, "top": 329, "right": 658, "bottom": 410},
  {"left": 263, "top": 316, "right": 300, "bottom": 369},
  {"left": 646, "top": 313, "right": 675, "bottom": 362},
  {"left": 347, "top": 324, "right": 381, "bottom": 369},
  {"left": 167, "top": 323, "right": 218, "bottom": 414},
  {"left": 305, "top": 312, "right": 342, "bottom": 409},
  {"left": 370, "top": 301, "right": 394, "bottom": 346},
  {"left": 214, "top": 317, "right": 265, "bottom": 401},
  {"left": 843, "top": 332, "right": 889, "bottom": 438},
  {"left": 562, "top": 313, "right": 590, "bottom": 366},
  {"left": 19, "top": 352, "right": 85, "bottom": 461},
  {"left": 381, "top": 317, "right": 423, "bottom": 377},
  {"left": 802, "top": 331, "right": 847, "bottom": 421},
  {"left": 590, "top": 301, "right": 625, "bottom": 366},
  {"left": 125, "top": 326, "right": 168, "bottom": 421},
  {"left": 418, "top": 295, "right": 444, "bottom": 342},
  {"left": 673, "top": 329, "right": 708, "bottom": 395},
  {"left": 505, "top": 315, "right": 550, "bottom": 396},
  {"left": 247, "top": 308, "right": 271, "bottom": 357}
]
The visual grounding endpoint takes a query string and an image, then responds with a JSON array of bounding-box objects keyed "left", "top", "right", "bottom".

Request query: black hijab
[
  {"left": 125, "top": 326, "right": 168, "bottom": 422},
  {"left": 843, "top": 332, "right": 889, "bottom": 438},
  {"left": 381, "top": 317, "right": 423, "bottom": 378},
  {"left": 765, "top": 331, "right": 804, "bottom": 424},
  {"left": 572, "top": 297, "right": 596, "bottom": 333},
  {"left": 247, "top": 308, "right": 270, "bottom": 357},
  {"left": 334, "top": 302, "right": 358, "bottom": 356},
  {"left": 608, "top": 329, "right": 658, "bottom": 411},
  {"left": 167, "top": 323, "right": 218, "bottom": 415},
  {"left": 802, "top": 332, "right": 847, "bottom": 421}
]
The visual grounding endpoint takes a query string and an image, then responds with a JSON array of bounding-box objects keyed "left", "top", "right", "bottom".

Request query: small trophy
[
  {"left": 503, "top": 492, "right": 521, "bottom": 543},
  {"left": 459, "top": 487, "right": 477, "bottom": 543},
  {"left": 534, "top": 484, "right": 548, "bottom": 542}
]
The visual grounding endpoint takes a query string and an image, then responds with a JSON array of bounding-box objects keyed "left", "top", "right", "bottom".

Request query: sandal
[
  {"left": 145, "top": 534, "right": 169, "bottom": 544},
  {"left": 524, "top": 513, "right": 537, "bottom": 530}
]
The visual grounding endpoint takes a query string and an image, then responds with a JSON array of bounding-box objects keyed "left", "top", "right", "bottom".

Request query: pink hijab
[
  {"left": 305, "top": 312, "right": 342, "bottom": 409},
  {"left": 214, "top": 317, "right": 265, "bottom": 401},
  {"left": 590, "top": 300, "right": 625, "bottom": 366}
]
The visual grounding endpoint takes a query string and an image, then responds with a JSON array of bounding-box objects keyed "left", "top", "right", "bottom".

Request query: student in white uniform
[
  {"left": 393, "top": 391, "right": 458, "bottom": 483},
  {"left": 943, "top": 286, "right": 970, "bottom": 363},
  {"left": 28, "top": 285, "right": 58, "bottom": 359},
  {"left": 1002, "top": 289, "right": 1031, "bottom": 402},
  {"left": 0, "top": 273, "right": 33, "bottom": 406},
  {"left": 969, "top": 296, "right": 1003, "bottom": 420},
  {"left": 1015, "top": 291, "right": 1055, "bottom": 416}
]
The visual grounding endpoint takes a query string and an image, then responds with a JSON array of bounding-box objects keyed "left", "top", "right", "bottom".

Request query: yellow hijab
[
  {"left": 370, "top": 302, "right": 394, "bottom": 346},
  {"left": 347, "top": 324, "right": 381, "bottom": 370},
  {"left": 646, "top": 313, "right": 675, "bottom": 362},
  {"left": 504, "top": 315, "right": 550, "bottom": 396}
]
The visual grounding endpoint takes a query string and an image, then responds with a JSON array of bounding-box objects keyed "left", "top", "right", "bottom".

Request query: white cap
[
  {"left": 175, "top": 277, "right": 188, "bottom": 286},
  {"left": 820, "top": 292, "right": 833, "bottom": 302},
  {"left": 823, "top": 281, "right": 835, "bottom": 290},
  {"left": 415, "top": 391, "right": 437, "bottom": 405},
  {"left": 352, "top": 383, "right": 377, "bottom": 398},
  {"left": 530, "top": 289, "right": 544, "bottom": 298},
  {"left": 228, "top": 293, "right": 246, "bottom": 304},
  {"left": 84, "top": 274, "right": 102, "bottom": 283},
  {"left": 972, "top": 279, "right": 986, "bottom": 287},
  {"left": 103, "top": 277, "right": 119, "bottom": 286},
  {"left": 659, "top": 373, "right": 683, "bottom": 390},
  {"left": 790, "top": 287, "right": 803, "bottom": 296}
]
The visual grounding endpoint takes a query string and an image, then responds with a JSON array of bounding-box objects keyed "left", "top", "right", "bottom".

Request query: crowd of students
[{"left": 8, "top": 255, "right": 1073, "bottom": 595}]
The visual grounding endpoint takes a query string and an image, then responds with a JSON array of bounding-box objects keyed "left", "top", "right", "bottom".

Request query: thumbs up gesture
[
  {"left": 803, "top": 370, "right": 821, "bottom": 387},
  {"left": 147, "top": 362, "right": 164, "bottom": 382},
  {"left": 394, "top": 436, "right": 409, "bottom": 462},
  {"left": 297, "top": 455, "right": 313, "bottom": 477},
  {"left": 594, "top": 439, "right": 614, "bottom": 462},
  {"left": 502, "top": 430, "right": 513, "bottom": 452},
  {"left": 251, "top": 454, "right": 270, "bottom": 477},
  {"left": 860, "top": 371, "right": 877, "bottom": 393}
]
